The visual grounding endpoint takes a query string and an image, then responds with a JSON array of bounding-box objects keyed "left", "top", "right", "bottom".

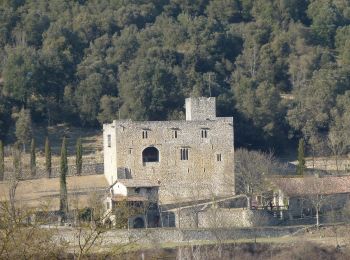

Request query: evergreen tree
[
  {"left": 15, "top": 108, "right": 32, "bottom": 152},
  {"left": 0, "top": 140, "right": 4, "bottom": 181},
  {"left": 30, "top": 138, "right": 36, "bottom": 177},
  {"left": 75, "top": 137, "right": 82, "bottom": 176},
  {"left": 59, "top": 137, "right": 68, "bottom": 221},
  {"left": 297, "top": 138, "right": 306, "bottom": 175},
  {"left": 45, "top": 136, "right": 52, "bottom": 178},
  {"left": 12, "top": 143, "right": 22, "bottom": 179}
]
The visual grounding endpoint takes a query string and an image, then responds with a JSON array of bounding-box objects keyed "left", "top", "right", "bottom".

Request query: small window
[
  {"left": 129, "top": 148, "right": 132, "bottom": 154},
  {"left": 180, "top": 148, "right": 189, "bottom": 160},
  {"left": 142, "top": 130, "right": 148, "bottom": 139},
  {"left": 201, "top": 129, "right": 208, "bottom": 138},
  {"left": 173, "top": 130, "right": 178, "bottom": 139},
  {"left": 107, "top": 134, "right": 111, "bottom": 147},
  {"left": 217, "top": 154, "right": 222, "bottom": 162},
  {"left": 135, "top": 188, "right": 140, "bottom": 194}
]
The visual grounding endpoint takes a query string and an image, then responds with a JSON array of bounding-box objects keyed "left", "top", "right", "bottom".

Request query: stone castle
[{"left": 103, "top": 97, "right": 234, "bottom": 203}]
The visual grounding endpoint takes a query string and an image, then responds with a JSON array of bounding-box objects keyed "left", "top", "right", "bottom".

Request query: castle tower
[{"left": 185, "top": 97, "right": 216, "bottom": 121}]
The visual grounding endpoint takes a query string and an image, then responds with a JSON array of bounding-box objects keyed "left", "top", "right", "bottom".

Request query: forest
[{"left": 0, "top": 0, "right": 350, "bottom": 153}]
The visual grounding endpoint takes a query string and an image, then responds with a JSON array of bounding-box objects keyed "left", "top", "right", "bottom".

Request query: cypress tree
[
  {"left": 12, "top": 143, "right": 22, "bottom": 179},
  {"left": 15, "top": 108, "right": 32, "bottom": 152},
  {"left": 45, "top": 137, "right": 52, "bottom": 178},
  {"left": 0, "top": 140, "right": 4, "bottom": 181},
  {"left": 59, "top": 137, "right": 68, "bottom": 221},
  {"left": 297, "top": 138, "right": 306, "bottom": 175},
  {"left": 75, "top": 137, "right": 82, "bottom": 176},
  {"left": 30, "top": 138, "right": 36, "bottom": 177}
]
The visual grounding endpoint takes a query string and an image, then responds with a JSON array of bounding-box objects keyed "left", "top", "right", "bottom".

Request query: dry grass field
[
  {"left": 3, "top": 124, "right": 103, "bottom": 173},
  {"left": 0, "top": 175, "right": 108, "bottom": 210}
]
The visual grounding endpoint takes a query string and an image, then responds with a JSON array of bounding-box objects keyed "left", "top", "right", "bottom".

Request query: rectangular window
[
  {"left": 180, "top": 148, "right": 189, "bottom": 160},
  {"left": 107, "top": 134, "right": 111, "bottom": 147},
  {"left": 201, "top": 129, "right": 208, "bottom": 138},
  {"left": 173, "top": 130, "right": 178, "bottom": 139},
  {"left": 142, "top": 130, "right": 148, "bottom": 139},
  {"left": 217, "top": 154, "right": 222, "bottom": 162}
]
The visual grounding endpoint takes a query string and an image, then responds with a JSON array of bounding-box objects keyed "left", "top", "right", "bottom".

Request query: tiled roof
[
  {"left": 111, "top": 195, "right": 148, "bottom": 202},
  {"left": 271, "top": 176, "right": 350, "bottom": 197},
  {"left": 111, "top": 179, "right": 160, "bottom": 188}
]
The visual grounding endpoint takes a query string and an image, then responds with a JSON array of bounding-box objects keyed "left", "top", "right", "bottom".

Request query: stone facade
[
  {"left": 163, "top": 208, "right": 278, "bottom": 229},
  {"left": 197, "top": 208, "right": 278, "bottom": 228},
  {"left": 59, "top": 226, "right": 302, "bottom": 246},
  {"left": 103, "top": 97, "right": 234, "bottom": 203}
]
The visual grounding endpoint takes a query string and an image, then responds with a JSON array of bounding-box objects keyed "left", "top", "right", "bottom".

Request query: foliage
[
  {"left": 30, "top": 138, "right": 36, "bottom": 177},
  {"left": 0, "top": 0, "right": 350, "bottom": 151},
  {"left": 0, "top": 200, "right": 65, "bottom": 259},
  {"left": 59, "top": 137, "right": 68, "bottom": 221},
  {"left": 0, "top": 140, "right": 4, "bottom": 181},
  {"left": 297, "top": 139, "right": 305, "bottom": 175},
  {"left": 45, "top": 136, "right": 51, "bottom": 178},
  {"left": 76, "top": 137, "right": 82, "bottom": 176},
  {"left": 12, "top": 144, "right": 22, "bottom": 179},
  {"left": 14, "top": 108, "right": 32, "bottom": 151}
]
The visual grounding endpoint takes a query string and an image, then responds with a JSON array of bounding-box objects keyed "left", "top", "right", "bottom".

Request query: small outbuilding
[
  {"left": 103, "top": 179, "right": 161, "bottom": 228},
  {"left": 270, "top": 175, "right": 350, "bottom": 221}
]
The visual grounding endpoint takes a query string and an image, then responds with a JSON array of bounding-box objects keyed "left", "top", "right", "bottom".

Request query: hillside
[{"left": 0, "top": 0, "right": 349, "bottom": 154}]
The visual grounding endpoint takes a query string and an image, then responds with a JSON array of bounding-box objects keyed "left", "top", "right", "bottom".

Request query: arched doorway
[
  {"left": 142, "top": 147, "right": 159, "bottom": 162},
  {"left": 133, "top": 217, "right": 145, "bottom": 228}
]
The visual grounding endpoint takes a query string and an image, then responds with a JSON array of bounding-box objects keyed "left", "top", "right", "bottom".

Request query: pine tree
[
  {"left": 59, "top": 137, "right": 68, "bottom": 222},
  {"left": 30, "top": 138, "right": 36, "bottom": 177},
  {"left": 45, "top": 137, "right": 52, "bottom": 178},
  {"left": 76, "top": 137, "right": 82, "bottom": 176},
  {"left": 0, "top": 140, "right": 4, "bottom": 181},
  {"left": 297, "top": 138, "right": 306, "bottom": 175}
]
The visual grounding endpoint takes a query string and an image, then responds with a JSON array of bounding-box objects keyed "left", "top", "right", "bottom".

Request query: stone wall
[
  {"left": 57, "top": 226, "right": 302, "bottom": 246},
  {"left": 166, "top": 208, "right": 279, "bottom": 229},
  {"left": 185, "top": 97, "right": 216, "bottom": 121},
  {"left": 103, "top": 98, "right": 235, "bottom": 204},
  {"left": 198, "top": 209, "right": 278, "bottom": 228}
]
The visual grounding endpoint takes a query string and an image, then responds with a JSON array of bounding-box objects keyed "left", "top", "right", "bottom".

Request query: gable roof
[{"left": 271, "top": 176, "right": 350, "bottom": 197}]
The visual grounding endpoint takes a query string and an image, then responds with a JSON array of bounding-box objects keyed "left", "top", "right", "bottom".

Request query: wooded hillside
[{"left": 0, "top": 0, "right": 350, "bottom": 152}]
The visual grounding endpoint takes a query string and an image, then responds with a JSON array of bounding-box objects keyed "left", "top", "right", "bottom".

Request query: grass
[
  {"left": 3, "top": 124, "right": 103, "bottom": 172},
  {"left": 0, "top": 174, "right": 108, "bottom": 210}
]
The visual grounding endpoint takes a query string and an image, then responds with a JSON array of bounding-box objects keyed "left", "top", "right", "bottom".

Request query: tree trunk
[{"left": 316, "top": 208, "right": 320, "bottom": 228}]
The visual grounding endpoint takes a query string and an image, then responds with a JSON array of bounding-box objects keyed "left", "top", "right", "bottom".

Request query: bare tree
[
  {"left": 302, "top": 175, "right": 333, "bottom": 228},
  {"left": 0, "top": 155, "right": 66, "bottom": 259},
  {"left": 328, "top": 129, "right": 349, "bottom": 174},
  {"left": 235, "top": 148, "right": 280, "bottom": 208}
]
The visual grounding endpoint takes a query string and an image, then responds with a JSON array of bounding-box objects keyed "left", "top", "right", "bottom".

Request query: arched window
[{"left": 142, "top": 147, "right": 159, "bottom": 163}]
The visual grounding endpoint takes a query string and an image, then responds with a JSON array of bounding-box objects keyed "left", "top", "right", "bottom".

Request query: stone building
[
  {"left": 103, "top": 97, "right": 234, "bottom": 203},
  {"left": 271, "top": 176, "right": 350, "bottom": 221},
  {"left": 104, "top": 179, "right": 160, "bottom": 228}
]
